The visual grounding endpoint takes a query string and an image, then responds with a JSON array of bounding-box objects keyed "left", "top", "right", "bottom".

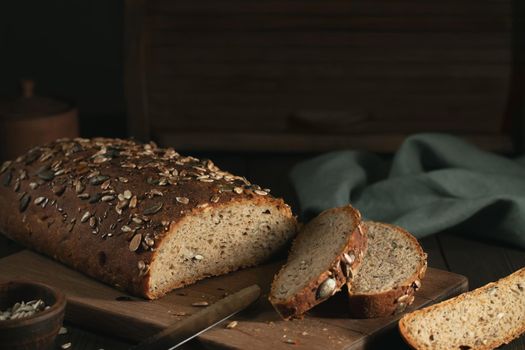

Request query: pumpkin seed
[
  {"left": 144, "top": 202, "right": 163, "bottom": 215},
  {"left": 19, "top": 194, "right": 30, "bottom": 212},
  {"left": 2, "top": 171, "right": 12, "bottom": 186},
  {"left": 317, "top": 278, "right": 336, "bottom": 299},
  {"left": 52, "top": 185, "right": 66, "bottom": 196},
  {"left": 129, "top": 233, "right": 142, "bottom": 252},
  {"left": 90, "top": 175, "right": 109, "bottom": 186},
  {"left": 37, "top": 169, "right": 55, "bottom": 181}
]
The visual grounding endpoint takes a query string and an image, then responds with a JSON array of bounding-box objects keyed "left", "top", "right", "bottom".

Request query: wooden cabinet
[{"left": 125, "top": 0, "right": 517, "bottom": 152}]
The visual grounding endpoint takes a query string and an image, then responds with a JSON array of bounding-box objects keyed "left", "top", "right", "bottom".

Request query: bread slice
[
  {"left": 269, "top": 205, "right": 368, "bottom": 320},
  {"left": 399, "top": 267, "right": 525, "bottom": 350},
  {"left": 347, "top": 221, "right": 427, "bottom": 318}
]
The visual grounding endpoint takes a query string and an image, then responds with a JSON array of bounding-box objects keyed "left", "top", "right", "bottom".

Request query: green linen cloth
[{"left": 290, "top": 133, "right": 525, "bottom": 248}]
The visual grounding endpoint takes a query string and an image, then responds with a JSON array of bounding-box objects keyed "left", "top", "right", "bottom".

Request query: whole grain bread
[
  {"left": 0, "top": 138, "right": 297, "bottom": 299},
  {"left": 269, "top": 205, "right": 367, "bottom": 320},
  {"left": 399, "top": 267, "right": 525, "bottom": 350},
  {"left": 348, "top": 221, "right": 427, "bottom": 318}
]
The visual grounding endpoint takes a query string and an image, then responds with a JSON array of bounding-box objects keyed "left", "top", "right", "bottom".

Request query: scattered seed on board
[
  {"left": 191, "top": 301, "right": 209, "bottom": 307},
  {"left": 80, "top": 211, "right": 91, "bottom": 223},
  {"left": 61, "top": 342, "right": 72, "bottom": 349},
  {"left": 226, "top": 321, "right": 238, "bottom": 329}
]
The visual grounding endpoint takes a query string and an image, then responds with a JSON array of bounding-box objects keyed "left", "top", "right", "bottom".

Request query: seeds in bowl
[{"left": 0, "top": 299, "right": 49, "bottom": 320}]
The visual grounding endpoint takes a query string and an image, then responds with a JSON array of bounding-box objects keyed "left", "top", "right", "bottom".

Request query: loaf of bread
[
  {"left": 269, "top": 205, "right": 367, "bottom": 319},
  {"left": 399, "top": 267, "right": 525, "bottom": 350},
  {"left": 0, "top": 138, "right": 297, "bottom": 299},
  {"left": 348, "top": 221, "right": 427, "bottom": 318}
]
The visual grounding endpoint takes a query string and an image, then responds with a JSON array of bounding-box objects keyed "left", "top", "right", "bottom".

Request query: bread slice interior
[
  {"left": 399, "top": 268, "right": 525, "bottom": 350},
  {"left": 271, "top": 207, "right": 360, "bottom": 303},
  {"left": 350, "top": 221, "right": 425, "bottom": 294},
  {"left": 149, "top": 200, "right": 297, "bottom": 298}
]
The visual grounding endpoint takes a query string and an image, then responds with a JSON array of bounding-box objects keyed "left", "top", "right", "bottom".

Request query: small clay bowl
[{"left": 0, "top": 280, "right": 66, "bottom": 350}]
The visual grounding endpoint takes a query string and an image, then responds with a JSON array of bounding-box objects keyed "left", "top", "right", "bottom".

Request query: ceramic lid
[{"left": 0, "top": 80, "right": 72, "bottom": 119}]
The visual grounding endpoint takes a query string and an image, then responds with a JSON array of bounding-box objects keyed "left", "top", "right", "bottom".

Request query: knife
[{"left": 130, "top": 284, "right": 261, "bottom": 350}]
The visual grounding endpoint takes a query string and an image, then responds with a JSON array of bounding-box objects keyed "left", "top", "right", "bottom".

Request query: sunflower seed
[
  {"left": 118, "top": 177, "right": 129, "bottom": 183},
  {"left": 121, "top": 225, "right": 133, "bottom": 233},
  {"left": 101, "top": 195, "right": 115, "bottom": 202},
  {"left": 396, "top": 294, "right": 410, "bottom": 304},
  {"left": 13, "top": 180, "right": 20, "bottom": 192},
  {"left": 233, "top": 187, "right": 243, "bottom": 194},
  {"left": 343, "top": 252, "right": 355, "bottom": 266},
  {"left": 226, "top": 321, "right": 238, "bottom": 329},
  {"left": 34, "top": 197, "right": 46, "bottom": 205},
  {"left": 191, "top": 301, "right": 209, "bottom": 307},
  {"left": 19, "top": 194, "right": 31, "bottom": 212},
  {"left": 193, "top": 254, "right": 204, "bottom": 260},
  {"left": 75, "top": 181, "right": 85, "bottom": 194},
  {"left": 254, "top": 189, "right": 268, "bottom": 196},
  {"left": 81, "top": 211, "right": 91, "bottom": 223},
  {"left": 394, "top": 302, "right": 407, "bottom": 314},
  {"left": 101, "top": 179, "right": 111, "bottom": 190},
  {"left": 132, "top": 217, "right": 143, "bottom": 224},
  {"left": 123, "top": 190, "right": 132, "bottom": 200},
  {"left": 210, "top": 195, "right": 220, "bottom": 203},
  {"left": 61, "top": 342, "right": 71, "bottom": 349},
  {"left": 129, "top": 196, "right": 138, "bottom": 208},
  {"left": 90, "top": 175, "right": 109, "bottom": 186},
  {"left": 176, "top": 197, "right": 189, "bottom": 204},
  {"left": 29, "top": 182, "right": 38, "bottom": 190},
  {"left": 77, "top": 193, "right": 90, "bottom": 200},
  {"left": 317, "top": 278, "right": 336, "bottom": 299},
  {"left": 0, "top": 161, "right": 11, "bottom": 174},
  {"left": 129, "top": 233, "right": 142, "bottom": 252},
  {"left": 144, "top": 203, "right": 163, "bottom": 215},
  {"left": 412, "top": 280, "right": 422, "bottom": 290},
  {"left": 144, "top": 235, "right": 155, "bottom": 246},
  {"left": 150, "top": 189, "right": 163, "bottom": 197}
]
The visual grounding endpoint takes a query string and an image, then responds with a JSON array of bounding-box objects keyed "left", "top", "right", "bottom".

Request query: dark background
[
  {"left": 0, "top": 0, "right": 126, "bottom": 138},
  {"left": 1, "top": 0, "right": 525, "bottom": 150}
]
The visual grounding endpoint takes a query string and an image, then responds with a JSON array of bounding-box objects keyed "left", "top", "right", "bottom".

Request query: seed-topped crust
[
  {"left": 269, "top": 205, "right": 368, "bottom": 320},
  {"left": 0, "top": 138, "right": 296, "bottom": 299}
]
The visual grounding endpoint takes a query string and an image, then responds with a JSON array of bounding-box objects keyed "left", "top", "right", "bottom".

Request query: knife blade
[{"left": 130, "top": 284, "right": 261, "bottom": 350}]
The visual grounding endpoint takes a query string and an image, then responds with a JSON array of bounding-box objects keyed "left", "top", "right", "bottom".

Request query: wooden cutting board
[{"left": 0, "top": 250, "right": 467, "bottom": 349}]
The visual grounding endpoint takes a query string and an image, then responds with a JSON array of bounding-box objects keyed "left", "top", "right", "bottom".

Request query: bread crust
[
  {"left": 269, "top": 205, "right": 368, "bottom": 320},
  {"left": 0, "top": 138, "right": 296, "bottom": 299},
  {"left": 347, "top": 222, "right": 427, "bottom": 318},
  {"left": 398, "top": 267, "right": 525, "bottom": 350}
]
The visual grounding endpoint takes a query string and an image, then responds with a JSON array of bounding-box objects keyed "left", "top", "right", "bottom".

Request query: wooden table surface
[{"left": 1, "top": 153, "right": 524, "bottom": 349}]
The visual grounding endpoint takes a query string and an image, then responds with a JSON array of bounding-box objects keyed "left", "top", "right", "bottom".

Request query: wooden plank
[
  {"left": 155, "top": 131, "right": 514, "bottom": 153},
  {"left": 150, "top": 32, "right": 510, "bottom": 48},
  {"left": 149, "top": 14, "right": 511, "bottom": 32},
  {"left": 0, "top": 250, "right": 466, "bottom": 349},
  {"left": 124, "top": 0, "right": 151, "bottom": 141},
  {"left": 152, "top": 47, "right": 511, "bottom": 64},
  {"left": 151, "top": 0, "right": 511, "bottom": 16}
]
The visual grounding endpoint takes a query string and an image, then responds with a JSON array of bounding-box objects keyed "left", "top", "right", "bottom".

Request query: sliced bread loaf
[
  {"left": 348, "top": 221, "right": 427, "bottom": 318},
  {"left": 399, "top": 267, "right": 525, "bottom": 350},
  {"left": 269, "top": 205, "right": 367, "bottom": 320},
  {"left": 0, "top": 138, "right": 298, "bottom": 299}
]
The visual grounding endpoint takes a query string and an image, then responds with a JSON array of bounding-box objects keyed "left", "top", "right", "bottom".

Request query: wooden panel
[
  {"left": 0, "top": 250, "right": 467, "bottom": 349},
  {"left": 125, "top": 0, "right": 514, "bottom": 151}
]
